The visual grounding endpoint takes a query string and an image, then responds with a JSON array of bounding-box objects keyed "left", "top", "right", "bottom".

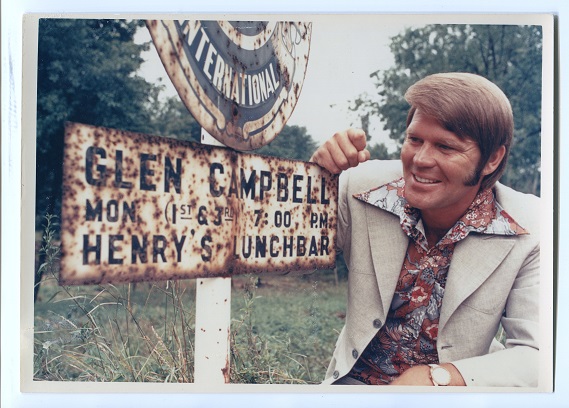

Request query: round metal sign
[{"left": 147, "top": 20, "right": 312, "bottom": 151}]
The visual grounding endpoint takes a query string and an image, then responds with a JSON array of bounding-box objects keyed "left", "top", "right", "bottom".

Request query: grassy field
[
  {"left": 33, "top": 269, "right": 347, "bottom": 384},
  {"left": 230, "top": 273, "right": 347, "bottom": 383}
]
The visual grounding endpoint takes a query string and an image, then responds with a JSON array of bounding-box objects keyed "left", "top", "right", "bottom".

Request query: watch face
[{"left": 432, "top": 366, "right": 451, "bottom": 386}]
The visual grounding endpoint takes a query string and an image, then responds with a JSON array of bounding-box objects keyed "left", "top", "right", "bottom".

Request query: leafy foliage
[
  {"left": 145, "top": 96, "right": 201, "bottom": 143},
  {"left": 36, "top": 19, "right": 158, "bottom": 226},
  {"left": 351, "top": 24, "right": 543, "bottom": 194},
  {"left": 255, "top": 125, "right": 318, "bottom": 162}
]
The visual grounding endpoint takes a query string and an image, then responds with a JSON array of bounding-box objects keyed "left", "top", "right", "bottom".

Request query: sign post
[
  {"left": 194, "top": 129, "right": 232, "bottom": 384},
  {"left": 194, "top": 277, "right": 232, "bottom": 384}
]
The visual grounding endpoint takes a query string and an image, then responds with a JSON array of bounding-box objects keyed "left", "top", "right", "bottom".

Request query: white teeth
[{"left": 415, "top": 175, "right": 440, "bottom": 184}]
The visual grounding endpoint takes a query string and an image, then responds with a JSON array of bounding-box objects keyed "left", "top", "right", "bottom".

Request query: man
[{"left": 311, "top": 73, "right": 540, "bottom": 387}]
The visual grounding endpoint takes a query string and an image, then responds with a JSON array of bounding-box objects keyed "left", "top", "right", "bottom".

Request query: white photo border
[{"left": 3, "top": 1, "right": 567, "bottom": 408}]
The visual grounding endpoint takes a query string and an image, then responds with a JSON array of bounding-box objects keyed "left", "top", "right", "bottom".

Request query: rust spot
[
  {"left": 59, "top": 120, "right": 336, "bottom": 285},
  {"left": 144, "top": 20, "right": 311, "bottom": 151}
]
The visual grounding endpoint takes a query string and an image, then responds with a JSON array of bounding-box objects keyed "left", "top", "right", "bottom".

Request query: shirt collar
[{"left": 353, "top": 178, "right": 528, "bottom": 244}]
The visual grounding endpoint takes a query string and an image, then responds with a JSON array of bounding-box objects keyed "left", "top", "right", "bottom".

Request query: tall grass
[
  {"left": 34, "top": 276, "right": 198, "bottom": 382},
  {"left": 33, "top": 216, "right": 347, "bottom": 384},
  {"left": 229, "top": 275, "right": 346, "bottom": 384}
]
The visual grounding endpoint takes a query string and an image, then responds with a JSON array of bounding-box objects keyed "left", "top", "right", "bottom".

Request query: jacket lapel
[
  {"left": 365, "top": 204, "right": 409, "bottom": 319},
  {"left": 439, "top": 235, "right": 516, "bottom": 330},
  {"left": 359, "top": 180, "right": 518, "bottom": 331}
]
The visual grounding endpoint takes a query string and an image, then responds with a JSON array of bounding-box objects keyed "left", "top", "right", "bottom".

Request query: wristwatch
[{"left": 428, "top": 364, "right": 451, "bottom": 386}]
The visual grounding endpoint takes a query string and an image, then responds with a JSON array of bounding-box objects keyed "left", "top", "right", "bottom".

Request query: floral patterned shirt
[{"left": 347, "top": 178, "right": 527, "bottom": 385}]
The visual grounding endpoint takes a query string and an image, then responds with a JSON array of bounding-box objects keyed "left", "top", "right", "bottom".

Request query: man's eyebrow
[
  {"left": 405, "top": 130, "right": 473, "bottom": 147},
  {"left": 436, "top": 136, "right": 460, "bottom": 145}
]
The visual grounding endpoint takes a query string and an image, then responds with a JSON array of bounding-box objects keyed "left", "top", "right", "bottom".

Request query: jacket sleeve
[
  {"left": 452, "top": 242, "right": 540, "bottom": 387},
  {"left": 336, "top": 168, "right": 352, "bottom": 257}
]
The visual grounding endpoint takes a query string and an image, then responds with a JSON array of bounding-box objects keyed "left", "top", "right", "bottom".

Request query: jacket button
[
  {"left": 333, "top": 370, "right": 340, "bottom": 379},
  {"left": 352, "top": 349, "right": 359, "bottom": 359},
  {"left": 373, "top": 319, "right": 382, "bottom": 329}
]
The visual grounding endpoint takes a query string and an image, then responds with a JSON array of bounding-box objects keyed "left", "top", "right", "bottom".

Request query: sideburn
[{"left": 463, "top": 161, "right": 485, "bottom": 187}]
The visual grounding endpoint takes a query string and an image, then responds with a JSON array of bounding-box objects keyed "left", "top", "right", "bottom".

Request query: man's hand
[
  {"left": 389, "top": 365, "right": 433, "bottom": 386},
  {"left": 310, "top": 128, "right": 370, "bottom": 174},
  {"left": 389, "top": 364, "right": 466, "bottom": 386}
]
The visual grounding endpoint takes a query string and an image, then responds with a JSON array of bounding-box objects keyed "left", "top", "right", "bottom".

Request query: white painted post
[
  {"left": 194, "top": 276, "right": 232, "bottom": 384},
  {"left": 193, "top": 129, "right": 232, "bottom": 385}
]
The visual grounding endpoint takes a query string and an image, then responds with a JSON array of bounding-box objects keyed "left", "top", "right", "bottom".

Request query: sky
[{"left": 136, "top": 16, "right": 403, "bottom": 149}]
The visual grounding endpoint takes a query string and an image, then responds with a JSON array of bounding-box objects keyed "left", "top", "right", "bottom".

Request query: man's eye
[{"left": 439, "top": 144, "right": 453, "bottom": 151}]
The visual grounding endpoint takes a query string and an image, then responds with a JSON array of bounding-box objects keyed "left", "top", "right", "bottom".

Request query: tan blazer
[{"left": 323, "top": 160, "right": 540, "bottom": 387}]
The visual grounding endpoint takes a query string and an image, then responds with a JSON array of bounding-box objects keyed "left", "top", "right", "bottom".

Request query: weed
[
  {"left": 33, "top": 216, "right": 347, "bottom": 384},
  {"left": 229, "top": 274, "right": 346, "bottom": 384},
  {"left": 229, "top": 276, "right": 302, "bottom": 384}
]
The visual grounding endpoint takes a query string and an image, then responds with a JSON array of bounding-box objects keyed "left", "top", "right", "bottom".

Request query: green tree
[
  {"left": 146, "top": 96, "right": 201, "bottom": 143},
  {"left": 368, "top": 142, "right": 398, "bottom": 161},
  {"left": 256, "top": 125, "right": 318, "bottom": 161},
  {"left": 351, "top": 24, "right": 542, "bottom": 195},
  {"left": 36, "top": 19, "right": 158, "bottom": 225},
  {"left": 144, "top": 95, "right": 317, "bottom": 159}
]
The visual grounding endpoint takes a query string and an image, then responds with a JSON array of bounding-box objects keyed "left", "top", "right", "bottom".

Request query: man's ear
[{"left": 482, "top": 145, "right": 506, "bottom": 176}]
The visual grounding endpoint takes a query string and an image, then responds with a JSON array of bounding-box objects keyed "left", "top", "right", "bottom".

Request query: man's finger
[
  {"left": 335, "top": 135, "right": 360, "bottom": 169},
  {"left": 358, "top": 149, "right": 371, "bottom": 163},
  {"left": 347, "top": 128, "right": 368, "bottom": 152},
  {"left": 311, "top": 147, "right": 342, "bottom": 174}
]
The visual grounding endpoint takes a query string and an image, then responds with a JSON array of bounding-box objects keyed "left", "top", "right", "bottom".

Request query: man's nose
[{"left": 413, "top": 143, "right": 436, "bottom": 167}]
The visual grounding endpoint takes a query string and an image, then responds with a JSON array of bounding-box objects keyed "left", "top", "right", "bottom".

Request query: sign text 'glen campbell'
[
  {"left": 59, "top": 123, "right": 337, "bottom": 285},
  {"left": 146, "top": 20, "right": 312, "bottom": 151}
]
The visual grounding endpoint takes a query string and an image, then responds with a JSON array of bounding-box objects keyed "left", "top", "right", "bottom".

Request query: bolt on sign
[
  {"left": 146, "top": 20, "right": 312, "bottom": 151},
  {"left": 59, "top": 123, "right": 338, "bottom": 285}
]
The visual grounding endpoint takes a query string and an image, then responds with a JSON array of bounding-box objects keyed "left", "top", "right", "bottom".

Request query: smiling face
[{"left": 401, "top": 109, "right": 504, "bottom": 230}]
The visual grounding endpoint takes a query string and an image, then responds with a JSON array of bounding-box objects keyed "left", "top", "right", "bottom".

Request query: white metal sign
[{"left": 60, "top": 123, "right": 337, "bottom": 285}]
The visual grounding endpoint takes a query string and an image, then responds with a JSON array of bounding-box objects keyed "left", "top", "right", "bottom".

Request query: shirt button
[
  {"left": 333, "top": 370, "right": 340, "bottom": 379},
  {"left": 373, "top": 319, "right": 382, "bottom": 329},
  {"left": 352, "top": 349, "right": 359, "bottom": 359}
]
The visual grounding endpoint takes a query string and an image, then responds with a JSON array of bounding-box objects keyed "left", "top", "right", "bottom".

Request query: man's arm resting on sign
[{"left": 310, "top": 128, "right": 371, "bottom": 174}]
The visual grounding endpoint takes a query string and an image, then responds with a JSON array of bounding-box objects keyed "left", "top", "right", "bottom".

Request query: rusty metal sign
[
  {"left": 59, "top": 123, "right": 338, "bottom": 285},
  {"left": 146, "top": 20, "right": 312, "bottom": 151}
]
